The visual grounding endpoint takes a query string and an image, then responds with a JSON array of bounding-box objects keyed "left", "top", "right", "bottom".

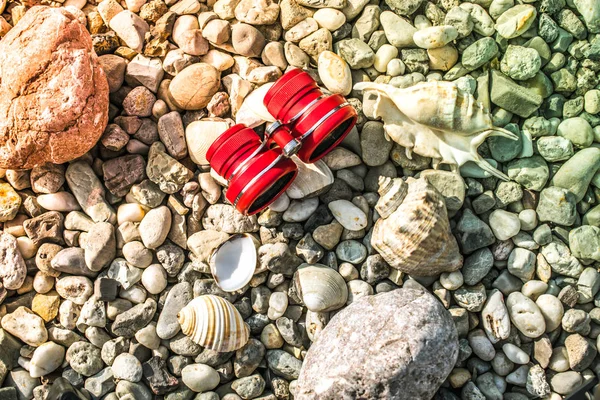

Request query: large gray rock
[{"left": 296, "top": 288, "right": 458, "bottom": 399}]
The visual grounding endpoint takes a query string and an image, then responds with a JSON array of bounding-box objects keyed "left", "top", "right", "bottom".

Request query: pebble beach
[{"left": 0, "top": 0, "right": 599, "bottom": 398}]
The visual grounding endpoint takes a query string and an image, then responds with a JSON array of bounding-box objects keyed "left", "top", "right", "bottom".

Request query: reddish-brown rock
[{"left": 0, "top": 6, "right": 109, "bottom": 170}]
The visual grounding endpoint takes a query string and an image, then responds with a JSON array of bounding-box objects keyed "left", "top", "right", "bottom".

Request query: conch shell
[
  {"left": 354, "top": 81, "right": 518, "bottom": 180},
  {"left": 375, "top": 176, "right": 408, "bottom": 218},
  {"left": 178, "top": 295, "right": 249, "bottom": 352},
  {"left": 371, "top": 177, "right": 463, "bottom": 276}
]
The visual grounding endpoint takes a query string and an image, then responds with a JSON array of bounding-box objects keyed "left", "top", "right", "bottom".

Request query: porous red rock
[{"left": 0, "top": 6, "right": 109, "bottom": 170}]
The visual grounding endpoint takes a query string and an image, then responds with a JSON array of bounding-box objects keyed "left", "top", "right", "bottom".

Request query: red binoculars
[{"left": 207, "top": 69, "right": 357, "bottom": 215}]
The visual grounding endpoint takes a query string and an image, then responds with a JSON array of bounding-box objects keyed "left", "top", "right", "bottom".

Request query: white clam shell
[
  {"left": 178, "top": 295, "right": 250, "bottom": 352},
  {"left": 210, "top": 234, "right": 258, "bottom": 292},
  {"left": 186, "top": 118, "right": 232, "bottom": 165},
  {"left": 236, "top": 83, "right": 276, "bottom": 128},
  {"left": 286, "top": 157, "right": 334, "bottom": 199},
  {"left": 293, "top": 263, "right": 348, "bottom": 312},
  {"left": 354, "top": 80, "right": 518, "bottom": 181}
]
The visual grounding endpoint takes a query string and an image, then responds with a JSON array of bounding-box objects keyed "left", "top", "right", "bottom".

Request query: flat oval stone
[
  {"left": 328, "top": 199, "right": 367, "bottom": 231},
  {"left": 506, "top": 292, "right": 546, "bottom": 338}
]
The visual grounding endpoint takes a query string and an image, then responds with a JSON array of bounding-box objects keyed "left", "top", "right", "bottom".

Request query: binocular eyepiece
[{"left": 208, "top": 69, "right": 357, "bottom": 215}]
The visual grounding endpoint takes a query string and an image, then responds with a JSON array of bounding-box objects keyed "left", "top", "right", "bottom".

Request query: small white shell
[
  {"left": 236, "top": 83, "right": 276, "bottom": 128},
  {"left": 178, "top": 295, "right": 250, "bottom": 352},
  {"left": 293, "top": 264, "right": 348, "bottom": 312},
  {"left": 210, "top": 234, "right": 258, "bottom": 292},
  {"left": 286, "top": 157, "right": 334, "bottom": 199}
]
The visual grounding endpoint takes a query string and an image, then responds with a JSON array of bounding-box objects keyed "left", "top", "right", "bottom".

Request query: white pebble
[
  {"left": 283, "top": 198, "right": 319, "bottom": 222},
  {"left": 33, "top": 271, "right": 54, "bottom": 294},
  {"left": 16, "top": 236, "right": 37, "bottom": 259},
  {"left": 135, "top": 322, "right": 161, "bottom": 350},
  {"left": 269, "top": 193, "right": 290, "bottom": 212},
  {"left": 502, "top": 343, "right": 530, "bottom": 364},
  {"left": 386, "top": 59, "right": 405, "bottom": 76},
  {"left": 117, "top": 203, "right": 146, "bottom": 225},
  {"left": 414, "top": 15, "right": 432, "bottom": 29},
  {"left": 29, "top": 342, "right": 65, "bottom": 378},
  {"left": 506, "top": 292, "right": 546, "bottom": 338},
  {"left": 489, "top": 209, "right": 521, "bottom": 240},
  {"left": 440, "top": 270, "right": 463, "bottom": 290},
  {"left": 37, "top": 192, "right": 81, "bottom": 212},
  {"left": 182, "top": 364, "right": 220, "bottom": 392},
  {"left": 413, "top": 25, "right": 458, "bottom": 49},
  {"left": 313, "top": 8, "right": 346, "bottom": 31},
  {"left": 141, "top": 264, "right": 168, "bottom": 294},
  {"left": 346, "top": 279, "right": 373, "bottom": 304},
  {"left": 112, "top": 353, "right": 143, "bottom": 382},
  {"left": 374, "top": 44, "right": 398, "bottom": 73},
  {"left": 518, "top": 209, "right": 537, "bottom": 231},
  {"left": 536, "top": 294, "right": 564, "bottom": 332},
  {"left": 521, "top": 280, "right": 548, "bottom": 300},
  {"left": 268, "top": 292, "right": 289, "bottom": 320},
  {"left": 328, "top": 200, "right": 368, "bottom": 231},
  {"left": 338, "top": 263, "right": 359, "bottom": 281}
]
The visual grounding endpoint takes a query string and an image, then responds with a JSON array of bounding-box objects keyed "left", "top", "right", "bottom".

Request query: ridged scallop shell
[
  {"left": 178, "top": 295, "right": 249, "bottom": 352},
  {"left": 354, "top": 80, "right": 518, "bottom": 181},
  {"left": 210, "top": 234, "right": 258, "bottom": 292},
  {"left": 371, "top": 177, "right": 463, "bottom": 277},
  {"left": 286, "top": 157, "right": 334, "bottom": 199},
  {"left": 293, "top": 264, "right": 348, "bottom": 312},
  {"left": 375, "top": 176, "right": 408, "bottom": 218},
  {"left": 186, "top": 118, "right": 232, "bottom": 165}
]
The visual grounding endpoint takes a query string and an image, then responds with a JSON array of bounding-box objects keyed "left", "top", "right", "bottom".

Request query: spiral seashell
[
  {"left": 371, "top": 177, "right": 463, "bottom": 277},
  {"left": 293, "top": 264, "right": 348, "bottom": 312},
  {"left": 178, "top": 295, "right": 249, "bottom": 352},
  {"left": 286, "top": 158, "right": 334, "bottom": 199},
  {"left": 375, "top": 176, "right": 408, "bottom": 218},
  {"left": 354, "top": 80, "right": 518, "bottom": 181}
]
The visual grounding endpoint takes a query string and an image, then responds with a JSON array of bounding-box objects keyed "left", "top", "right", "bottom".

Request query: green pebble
[
  {"left": 543, "top": 52, "right": 566, "bottom": 74},
  {"left": 337, "top": 39, "right": 375, "bottom": 69},
  {"left": 550, "top": 28, "right": 574, "bottom": 52},
  {"left": 539, "top": 0, "right": 565, "bottom": 14},
  {"left": 556, "top": 117, "right": 594, "bottom": 148},
  {"left": 494, "top": 181, "right": 523, "bottom": 207},
  {"left": 551, "top": 147, "right": 600, "bottom": 202},
  {"left": 563, "top": 96, "right": 584, "bottom": 118},
  {"left": 550, "top": 68, "right": 577, "bottom": 92},
  {"left": 574, "top": 0, "right": 600, "bottom": 34},
  {"left": 568, "top": 40, "right": 591, "bottom": 60},
  {"left": 400, "top": 48, "right": 429, "bottom": 75},
  {"left": 500, "top": 45, "right": 542, "bottom": 80},
  {"left": 488, "top": 123, "right": 522, "bottom": 162},
  {"left": 533, "top": 223, "right": 553, "bottom": 246},
  {"left": 520, "top": 71, "right": 554, "bottom": 98},
  {"left": 538, "top": 13, "right": 559, "bottom": 42},
  {"left": 490, "top": 70, "right": 543, "bottom": 118},
  {"left": 536, "top": 186, "right": 578, "bottom": 226},
  {"left": 525, "top": 36, "right": 552, "bottom": 65},
  {"left": 536, "top": 136, "right": 574, "bottom": 162},
  {"left": 543, "top": 93, "right": 566, "bottom": 118},
  {"left": 462, "top": 37, "right": 499, "bottom": 71},
  {"left": 583, "top": 204, "right": 600, "bottom": 226},
  {"left": 456, "top": 209, "right": 496, "bottom": 253},
  {"left": 522, "top": 116, "right": 557, "bottom": 137},
  {"left": 506, "top": 155, "right": 549, "bottom": 191},
  {"left": 472, "top": 190, "right": 496, "bottom": 214},
  {"left": 557, "top": 9, "right": 587, "bottom": 40},
  {"left": 569, "top": 226, "right": 600, "bottom": 261},
  {"left": 580, "top": 111, "right": 600, "bottom": 128},
  {"left": 491, "top": 107, "right": 513, "bottom": 126}
]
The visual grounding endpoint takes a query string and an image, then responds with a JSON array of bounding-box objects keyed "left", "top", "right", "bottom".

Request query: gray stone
[
  {"left": 456, "top": 209, "right": 496, "bottom": 254},
  {"left": 295, "top": 289, "right": 458, "bottom": 399},
  {"left": 112, "top": 298, "right": 157, "bottom": 338},
  {"left": 537, "top": 187, "right": 577, "bottom": 226},
  {"left": 266, "top": 350, "right": 303, "bottom": 380},
  {"left": 146, "top": 142, "right": 193, "bottom": 194},
  {"left": 66, "top": 161, "right": 116, "bottom": 224},
  {"left": 84, "top": 222, "right": 116, "bottom": 272},
  {"left": 157, "top": 283, "right": 193, "bottom": 340},
  {"left": 66, "top": 341, "right": 103, "bottom": 377}
]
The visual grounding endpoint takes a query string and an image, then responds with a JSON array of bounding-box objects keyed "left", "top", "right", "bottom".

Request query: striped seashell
[{"left": 177, "top": 295, "right": 249, "bottom": 352}]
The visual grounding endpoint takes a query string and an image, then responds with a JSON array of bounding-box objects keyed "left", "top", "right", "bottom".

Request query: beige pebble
[
  {"left": 374, "top": 44, "right": 398, "bottom": 73},
  {"left": 317, "top": 51, "right": 352, "bottom": 95},
  {"left": 16, "top": 236, "right": 37, "bottom": 259},
  {"left": 428, "top": 45, "right": 459, "bottom": 71},
  {"left": 33, "top": 271, "right": 55, "bottom": 294},
  {"left": 413, "top": 25, "right": 458, "bottom": 49},
  {"left": 109, "top": 10, "right": 149, "bottom": 52},
  {"left": 201, "top": 49, "right": 235, "bottom": 71},
  {"left": 313, "top": 8, "right": 346, "bottom": 31},
  {"left": 37, "top": 192, "right": 81, "bottom": 212},
  {"left": 173, "top": 15, "right": 209, "bottom": 56},
  {"left": 284, "top": 18, "right": 319, "bottom": 42},
  {"left": 1, "top": 306, "right": 48, "bottom": 346},
  {"left": 117, "top": 203, "right": 147, "bottom": 225}
]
